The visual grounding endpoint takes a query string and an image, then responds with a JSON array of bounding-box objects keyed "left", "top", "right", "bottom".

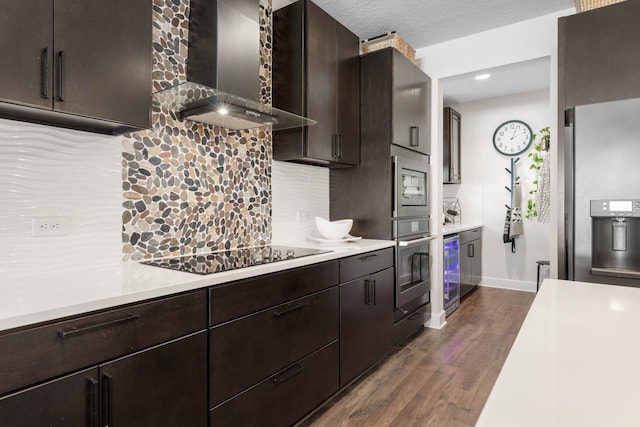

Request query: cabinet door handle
[
  {"left": 272, "top": 363, "right": 304, "bottom": 384},
  {"left": 337, "top": 134, "right": 343, "bottom": 158},
  {"left": 58, "top": 314, "right": 140, "bottom": 339},
  {"left": 41, "top": 47, "right": 49, "bottom": 99},
  {"left": 468, "top": 243, "right": 474, "bottom": 258},
  {"left": 408, "top": 312, "right": 420, "bottom": 321},
  {"left": 88, "top": 377, "right": 99, "bottom": 427},
  {"left": 358, "top": 253, "right": 378, "bottom": 261},
  {"left": 410, "top": 126, "right": 419, "bottom": 146},
  {"left": 272, "top": 303, "right": 306, "bottom": 317},
  {"left": 331, "top": 134, "right": 338, "bottom": 157},
  {"left": 56, "top": 50, "right": 64, "bottom": 102},
  {"left": 371, "top": 280, "right": 376, "bottom": 306},
  {"left": 102, "top": 374, "right": 113, "bottom": 427},
  {"left": 364, "top": 279, "right": 371, "bottom": 305}
]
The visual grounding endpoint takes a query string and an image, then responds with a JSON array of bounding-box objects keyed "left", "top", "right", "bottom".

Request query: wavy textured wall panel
[
  {"left": 0, "top": 118, "right": 123, "bottom": 278},
  {"left": 271, "top": 160, "right": 329, "bottom": 246}
]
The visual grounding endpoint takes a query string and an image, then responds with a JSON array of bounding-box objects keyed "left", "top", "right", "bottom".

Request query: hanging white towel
[
  {"left": 535, "top": 150, "right": 551, "bottom": 224},
  {"left": 510, "top": 182, "right": 524, "bottom": 239}
]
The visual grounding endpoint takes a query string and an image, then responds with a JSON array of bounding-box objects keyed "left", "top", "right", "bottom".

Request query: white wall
[{"left": 445, "top": 91, "right": 551, "bottom": 291}]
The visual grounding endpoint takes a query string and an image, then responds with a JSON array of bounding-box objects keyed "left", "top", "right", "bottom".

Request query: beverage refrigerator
[{"left": 443, "top": 235, "right": 460, "bottom": 315}]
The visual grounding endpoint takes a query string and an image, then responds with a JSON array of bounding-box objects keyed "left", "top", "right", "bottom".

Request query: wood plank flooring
[{"left": 298, "top": 286, "right": 535, "bottom": 427}]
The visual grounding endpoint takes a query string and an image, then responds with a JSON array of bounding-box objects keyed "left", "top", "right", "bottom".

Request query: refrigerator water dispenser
[{"left": 590, "top": 199, "right": 640, "bottom": 280}]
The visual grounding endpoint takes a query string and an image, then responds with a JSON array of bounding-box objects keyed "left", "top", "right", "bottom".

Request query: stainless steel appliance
[
  {"left": 443, "top": 235, "right": 460, "bottom": 316},
  {"left": 396, "top": 234, "right": 431, "bottom": 308},
  {"left": 392, "top": 145, "right": 432, "bottom": 312},
  {"left": 393, "top": 148, "right": 429, "bottom": 221},
  {"left": 564, "top": 97, "right": 640, "bottom": 286},
  {"left": 151, "top": 0, "right": 314, "bottom": 131},
  {"left": 142, "top": 245, "right": 329, "bottom": 275}
]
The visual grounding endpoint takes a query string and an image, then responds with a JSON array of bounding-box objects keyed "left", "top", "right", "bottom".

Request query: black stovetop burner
[{"left": 141, "top": 245, "right": 330, "bottom": 275}]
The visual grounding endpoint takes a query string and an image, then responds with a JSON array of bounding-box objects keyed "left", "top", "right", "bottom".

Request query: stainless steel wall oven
[
  {"left": 392, "top": 145, "right": 432, "bottom": 313},
  {"left": 393, "top": 152, "right": 429, "bottom": 220}
]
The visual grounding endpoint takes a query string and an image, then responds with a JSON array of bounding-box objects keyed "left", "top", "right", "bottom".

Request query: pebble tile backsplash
[{"left": 122, "top": 0, "right": 273, "bottom": 261}]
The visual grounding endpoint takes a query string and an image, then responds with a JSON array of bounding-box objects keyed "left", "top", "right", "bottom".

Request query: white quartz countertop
[
  {"left": 442, "top": 224, "right": 483, "bottom": 235},
  {"left": 477, "top": 279, "right": 640, "bottom": 427},
  {"left": 0, "top": 239, "right": 395, "bottom": 333}
]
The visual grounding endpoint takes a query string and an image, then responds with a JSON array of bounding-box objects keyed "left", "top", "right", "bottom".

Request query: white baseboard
[
  {"left": 426, "top": 309, "right": 447, "bottom": 329},
  {"left": 479, "top": 277, "right": 537, "bottom": 293}
]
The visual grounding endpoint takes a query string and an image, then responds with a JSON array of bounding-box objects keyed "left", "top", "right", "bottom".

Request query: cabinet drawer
[
  {"left": 339, "top": 248, "right": 394, "bottom": 283},
  {"left": 459, "top": 227, "right": 482, "bottom": 243},
  {"left": 210, "top": 341, "right": 339, "bottom": 427},
  {"left": 209, "top": 260, "right": 339, "bottom": 325},
  {"left": 210, "top": 287, "right": 338, "bottom": 406},
  {"left": 393, "top": 303, "right": 430, "bottom": 345},
  {"left": 0, "top": 290, "right": 207, "bottom": 396}
]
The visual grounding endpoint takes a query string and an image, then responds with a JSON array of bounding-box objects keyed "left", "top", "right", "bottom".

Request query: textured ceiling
[{"left": 274, "top": 0, "right": 575, "bottom": 49}]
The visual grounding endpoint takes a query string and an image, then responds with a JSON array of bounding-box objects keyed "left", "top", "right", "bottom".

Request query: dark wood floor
[{"left": 298, "top": 286, "right": 535, "bottom": 427}]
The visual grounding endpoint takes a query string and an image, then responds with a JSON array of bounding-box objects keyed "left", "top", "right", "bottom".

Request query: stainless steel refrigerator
[{"left": 565, "top": 97, "right": 640, "bottom": 286}]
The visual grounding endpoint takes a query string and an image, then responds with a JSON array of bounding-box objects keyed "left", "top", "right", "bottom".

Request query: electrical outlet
[
  {"left": 296, "top": 211, "right": 309, "bottom": 222},
  {"left": 32, "top": 217, "right": 69, "bottom": 236}
]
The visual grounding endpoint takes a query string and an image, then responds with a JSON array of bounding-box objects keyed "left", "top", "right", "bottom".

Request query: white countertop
[
  {"left": 442, "top": 224, "right": 483, "bottom": 235},
  {"left": 0, "top": 239, "right": 395, "bottom": 333},
  {"left": 477, "top": 279, "right": 640, "bottom": 427}
]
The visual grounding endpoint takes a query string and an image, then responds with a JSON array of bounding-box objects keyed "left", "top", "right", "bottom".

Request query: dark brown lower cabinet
[
  {"left": 0, "top": 367, "right": 99, "bottom": 427},
  {"left": 339, "top": 267, "right": 394, "bottom": 386},
  {"left": 210, "top": 288, "right": 339, "bottom": 406},
  {"left": 102, "top": 331, "right": 208, "bottom": 427},
  {"left": 0, "top": 331, "right": 208, "bottom": 427},
  {"left": 210, "top": 341, "right": 339, "bottom": 427}
]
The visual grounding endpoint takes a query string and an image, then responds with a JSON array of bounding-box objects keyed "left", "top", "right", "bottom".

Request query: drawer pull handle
[
  {"left": 88, "top": 377, "right": 99, "bottom": 427},
  {"left": 272, "top": 303, "right": 307, "bottom": 318},
  {"left": 58, "top": 314, "right": 140, "bottom": 339},
  {"left": 359, "top": 254, "right": 378, "bottom": 261},
  {"left": 272, "top": 363, "right": 305, "bottom": 384},
  {"left": 408, "top": 312, "right": 421, "bottom": 321}
]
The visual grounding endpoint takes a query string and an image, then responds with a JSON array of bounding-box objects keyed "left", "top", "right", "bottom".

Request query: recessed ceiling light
[
  {"left": 217, "top": 107, "right": 229, "bottom": 115},
  {"left": 475, "top": 73, "right": 491, "bottom": 80}
]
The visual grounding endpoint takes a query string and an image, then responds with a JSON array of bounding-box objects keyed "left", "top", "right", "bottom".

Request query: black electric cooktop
[{"left": 142, "top": 245, "right": 330, "bottom": 275}]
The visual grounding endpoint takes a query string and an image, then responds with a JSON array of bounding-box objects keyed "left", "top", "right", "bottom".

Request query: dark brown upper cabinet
[
  {"left": 361, "top": 48, "right": 431, "bottom": 155},
  {"left": 273, "top": 0, "right": 360, "bottom": 167},
  {"left": 443, "top": 106, "right": 461, "bottom": 184},
  {"left": 387, "top": 49, "right": 431, "bottom": 155},
  {"left": 559, "top": 0, "right": 640, "bottom": 109},
  {"left": 0, "top": 0, "right": 151, "bottom": 135}
]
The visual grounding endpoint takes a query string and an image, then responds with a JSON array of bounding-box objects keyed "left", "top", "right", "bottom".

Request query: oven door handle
[{"left": 398, "top": 236, "right": 434, "bottom": 247}]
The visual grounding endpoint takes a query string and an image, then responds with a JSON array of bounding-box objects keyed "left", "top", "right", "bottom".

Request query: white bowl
[{"left": 315, "top": 217, "right": 353, "bottom": 240}]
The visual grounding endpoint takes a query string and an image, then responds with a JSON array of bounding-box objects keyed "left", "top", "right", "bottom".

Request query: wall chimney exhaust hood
[{"left": 152, "top": 0, "right": 315, "bottom": 131}]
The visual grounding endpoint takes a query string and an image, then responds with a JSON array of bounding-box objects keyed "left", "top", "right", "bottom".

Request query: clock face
[{"left": 492, "top": 120, "right": 533, "bottom": 156}]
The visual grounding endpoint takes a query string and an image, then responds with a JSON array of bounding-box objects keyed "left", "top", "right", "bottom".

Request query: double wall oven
[{"left": 392, "top": 145, "right": 432, "bottom": 315}]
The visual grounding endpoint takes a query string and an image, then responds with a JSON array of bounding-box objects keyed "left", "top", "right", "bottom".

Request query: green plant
[{"left": 526, "top": 126, "right": 550, "bottom": 219}]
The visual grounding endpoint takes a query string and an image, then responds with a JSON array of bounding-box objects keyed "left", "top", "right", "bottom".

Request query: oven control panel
[{"left": 591, "top": 199, "right": 640, "bottom": 217}]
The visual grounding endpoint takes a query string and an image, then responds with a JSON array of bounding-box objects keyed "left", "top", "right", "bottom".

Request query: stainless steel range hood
[{"left": 152, "top": 0, "right": 315, "bottom": 131}]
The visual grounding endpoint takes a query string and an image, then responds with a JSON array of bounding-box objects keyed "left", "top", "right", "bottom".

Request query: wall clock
[{"left": 492, "top": 120, "right": 533, "bottom": 156}]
